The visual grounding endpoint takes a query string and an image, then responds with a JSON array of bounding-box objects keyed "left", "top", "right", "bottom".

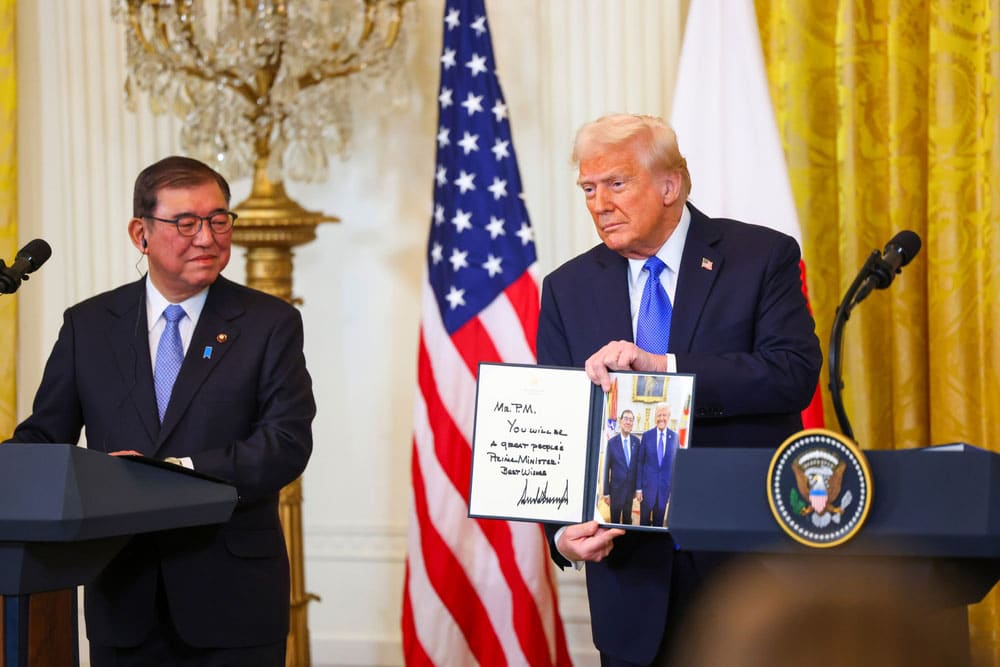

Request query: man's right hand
[{"left": 556, "top": 521, "right": 625, "bottom": 563}]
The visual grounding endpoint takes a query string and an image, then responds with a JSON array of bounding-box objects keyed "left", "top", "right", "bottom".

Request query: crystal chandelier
[{"left": 112, "top": 0, "right": 410, "bottom": 185}]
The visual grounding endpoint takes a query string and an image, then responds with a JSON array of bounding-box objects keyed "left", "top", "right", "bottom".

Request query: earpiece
[{"left": 141, "top": 238, "right": 147, "bottom": 250}]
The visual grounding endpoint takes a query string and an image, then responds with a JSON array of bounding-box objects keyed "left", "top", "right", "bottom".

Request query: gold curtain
[
  {"left": 0, "top": 0, "right": 16, "bottom": 439},
  {"left": 756, "top": 0, "right": 1000, "bottom": 662}
]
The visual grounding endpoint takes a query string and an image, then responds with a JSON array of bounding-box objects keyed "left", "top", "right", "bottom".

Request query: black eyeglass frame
[{"left": 142, "top": 210, "right": 238, "bottom": 237}]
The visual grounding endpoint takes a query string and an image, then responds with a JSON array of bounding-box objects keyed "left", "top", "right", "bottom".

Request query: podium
[
  {"left": 0, "top": 444, "right": 237, "bottom": 667},
  {"left": 667, "top": 444, "right": 1000, "bottom": 660}
]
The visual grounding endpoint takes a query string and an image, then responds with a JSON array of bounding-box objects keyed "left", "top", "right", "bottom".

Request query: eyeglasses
[{"left": 143, "top": 211, "right": 237, "bottom": 236}]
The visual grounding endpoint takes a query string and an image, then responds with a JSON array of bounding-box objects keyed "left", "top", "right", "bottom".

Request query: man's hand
[
  {"left": 556, "top": 521, "right": 625, "bottom": 563},
  {"left": 602, "top": 494, "right": 610, "bottom": 505},
  {"left": 636, "top": 490, "right": 643, "bottom": 503},
  {"left": 584, "top": 341, "right": 667, "bottom": 391},
  {"left": 108, "top": 450, "right": 142, "bottom": 457}
]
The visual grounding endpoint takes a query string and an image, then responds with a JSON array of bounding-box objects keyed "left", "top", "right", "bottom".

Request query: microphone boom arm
[{"left": 828, "top": 249, "right": 882, "bottom": 441}]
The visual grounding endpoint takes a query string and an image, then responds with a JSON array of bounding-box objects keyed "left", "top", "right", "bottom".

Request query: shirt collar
[{"left": 144, "top": 277, "right": 209, "bottom": 331}]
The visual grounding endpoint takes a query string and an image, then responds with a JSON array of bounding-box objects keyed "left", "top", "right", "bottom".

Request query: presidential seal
[{"left": 767, "top": 429, "right": 872, "bottom": 548}]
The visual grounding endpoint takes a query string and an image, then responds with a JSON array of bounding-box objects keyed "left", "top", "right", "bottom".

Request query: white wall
[{"left": 15, "top": 1, "right": 685, "bottom": 664}]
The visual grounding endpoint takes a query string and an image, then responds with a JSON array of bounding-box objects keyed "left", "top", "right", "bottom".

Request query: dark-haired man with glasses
[{"left": 9, "top": 155, "right": 316, "bottom": 665}]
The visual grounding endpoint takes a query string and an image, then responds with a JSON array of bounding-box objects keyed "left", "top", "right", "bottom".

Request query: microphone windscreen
[
  {"left": 18, "top": 239, "right": 52, "bottom": 271},
  {"left": 887, "top": 230, "right": 921, "bottom": 267}
]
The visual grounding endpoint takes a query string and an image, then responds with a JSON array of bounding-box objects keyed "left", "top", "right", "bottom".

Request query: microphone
[
  {"left": 854, "top": 231, "right": 921, "bottom": 305},
  {"left": 867, "top": 230, "right": 922, "bottom": 290},
  {"left": 0, "top": 239, "right": 52, "bottom": 294},
  {"left": 829, "top": 230, "right": 923, "bottom": 439}
]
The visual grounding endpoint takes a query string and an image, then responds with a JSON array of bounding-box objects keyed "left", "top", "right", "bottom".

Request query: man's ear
[
  {"left": 662, "top": 171, "right": 683, "bottom": 206},
  {"left": 127, "top": 218, "right": 148, "bottom": 253}
]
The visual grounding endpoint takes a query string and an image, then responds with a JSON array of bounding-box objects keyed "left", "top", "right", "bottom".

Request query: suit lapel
[
  {"left": 105, "top": 279, "right": 160, "bottom": 451},
  {"left": 156, "top": 279, "right": 243, "bottom": 448},
  {"left": 671, "top": 204, "right": 723, "bottom": 354},
  {"left": 590, "top": 246, "right": 634, "bottom": 343}
]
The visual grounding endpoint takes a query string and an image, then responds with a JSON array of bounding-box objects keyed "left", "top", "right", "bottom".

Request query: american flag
[{"left": 402, "top": 1, "right": 571, "bottom": 665}]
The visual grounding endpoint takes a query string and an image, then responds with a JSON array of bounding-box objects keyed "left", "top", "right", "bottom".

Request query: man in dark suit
[
  {"left": 603, "top": 409, "right": 639, "bottom": 524},
  {"left": 8, "top": 156, "right": 315, "bottom": 666},
  {"left": 636, "top": 403, "right": 678, "bottom": 527},
  {"left": 537, "top": 114, "right": 821, "bottom": 666}
]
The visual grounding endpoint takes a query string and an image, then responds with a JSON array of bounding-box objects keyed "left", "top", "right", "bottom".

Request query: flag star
[
  {"left": 465, "top": 53, "right": 488, "bottom": 77},
  {"left": 458, "top": 132, "right": 480, "bottom": 155},
  {"left": 449, "top": 248, "right": 469, "bottom": 271},
  {"left": 516, "top": 222, "right": 534, "bottom": 246},
  {"left": 430, "top": 243, "right": 444, "bottom": 264},
  {"left": 434, "top": 204, "right": 445, "bottom": 225},
  {"left": 444, "top": 285, "right": 466, "bottom": 309},
  {"left": 461, "top": 92, "right": 484, "bottom": 116},
  {"left": 486, "top": 216, "right": 506, "bottom": 239},
  {"left": 491, "top": 100, "right": 508, "bottom": 122},
  {"left": 444, "top": 8, "right": 461, "bottom": 30},
  {"left": 451, "top": 209, "right": 473, "bottom": 233},
  {"left": 435, "top": 165, "right": 447, "bottom": 186},
  {"left": 437, "top": 127, "right": 450, "bottom": 148},
  {"left": 441, "top": 48, "right": 457, "bottom": 70},
  {"left": 491, "top": 138, "right": 510, "bottom": 161},
  {"left": 439, "top": 87, "right": 454, "bottom": 109},
  {"left": 482, "top": 254, "right": 503, "bottom": 277},
  {"left": 487, "top": 177, "right": 507, "bottom": 200},
  {"left": 454, "top": 170, "right": 476, "bottom": 194},
  {"left": 471, "top": 15, "right": 487, "bottom": 36}
]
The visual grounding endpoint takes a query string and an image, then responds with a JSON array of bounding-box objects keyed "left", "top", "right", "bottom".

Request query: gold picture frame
[{"left": 632, "top": 374, "right": 669, "bottom": 403}]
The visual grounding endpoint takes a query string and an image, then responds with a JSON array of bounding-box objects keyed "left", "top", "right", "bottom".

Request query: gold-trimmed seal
[{"left": 766, "top": 428, "right": 873, "bottom": 548}]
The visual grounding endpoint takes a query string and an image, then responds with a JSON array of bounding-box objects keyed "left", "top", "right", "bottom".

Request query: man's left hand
[{"left": 585, "top": 340, "right": 667, "bottom": 391}]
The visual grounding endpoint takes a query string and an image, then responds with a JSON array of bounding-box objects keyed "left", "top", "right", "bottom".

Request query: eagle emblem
[{"left": 790, "top": 449, "right": 853, "bottom": 528}]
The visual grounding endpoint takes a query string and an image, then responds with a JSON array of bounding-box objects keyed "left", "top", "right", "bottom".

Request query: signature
[{"left": 516, "top": 478, "right": 570, "bottom": 510}]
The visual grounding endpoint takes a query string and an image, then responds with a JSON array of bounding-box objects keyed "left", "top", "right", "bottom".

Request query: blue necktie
[
  {"left": 623, "top": 437, "right": 630, "bottom": 466},
  {"left": 635, "top": 256, "right": 672, "bottom": 354},
  {"left": 658, "top": 431, "right": 665, "bottom": 465},
  {"left": 154, "top": 305, "right": 186, "bottom": 422}
]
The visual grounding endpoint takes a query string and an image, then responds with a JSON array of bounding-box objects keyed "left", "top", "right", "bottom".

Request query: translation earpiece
[{"left": 141, "top": 238, "right": 148, "bottom": 250}]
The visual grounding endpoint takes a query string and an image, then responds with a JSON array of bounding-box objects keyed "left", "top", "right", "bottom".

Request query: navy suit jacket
[
  {"left": 637, "top": 427, "right": 679, "bottom": 509},
  {"left": 604, "top": 432, "right": 639, "bottom": 503},
  {"left": 9, "top": 276, "right": 315, "bottom": 648},
  {"left": 537, "top": 204, "right": 821, "bottom": 663}
]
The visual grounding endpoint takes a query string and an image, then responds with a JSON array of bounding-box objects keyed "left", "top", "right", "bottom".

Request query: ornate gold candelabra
[{"left": 112, "top": 2, "right": 410, "bottom": 664}]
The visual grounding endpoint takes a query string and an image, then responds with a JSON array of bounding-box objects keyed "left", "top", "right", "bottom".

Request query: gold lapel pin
[{"left": 216, "top": 333, "right": 228, "bottom": 343}]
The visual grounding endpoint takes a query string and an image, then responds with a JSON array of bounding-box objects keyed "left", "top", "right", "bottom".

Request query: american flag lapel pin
[{"left": 701, "top": 257, "right": 714, "bottom": 271}]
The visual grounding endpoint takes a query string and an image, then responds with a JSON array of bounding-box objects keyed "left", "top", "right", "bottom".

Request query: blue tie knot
[
  {"left": 163, "top": 304, "right": 185, "bottom": 323},
  {"left": 643, "top": 255, "right": 667, "bottom": 279}
]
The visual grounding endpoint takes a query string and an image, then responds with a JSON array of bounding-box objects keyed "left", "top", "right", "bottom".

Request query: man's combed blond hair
[{"left": 572, "top": 114, "right": 691, "bottom": 198}]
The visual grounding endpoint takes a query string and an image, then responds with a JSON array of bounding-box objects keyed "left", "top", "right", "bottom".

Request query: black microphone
[
  {"left": 868, "top": 230, "right": 922, "bottom": 290},
  {"left": 0, "top": 239, "right": 52, "bottom": 294},
  {"left": 853, "top": 231, "right": 921, "bottom": 305}
]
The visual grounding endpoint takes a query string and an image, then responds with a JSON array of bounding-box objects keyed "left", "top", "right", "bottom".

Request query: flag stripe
[
  {"left": 401, "top": 562, "right": 444, "bottom": 667},
  {"left": 412, "top": 376, "right": 530, "bottom": 665},
  {"left": 409, "top": 434, "right": 506, "bottom": 663}
]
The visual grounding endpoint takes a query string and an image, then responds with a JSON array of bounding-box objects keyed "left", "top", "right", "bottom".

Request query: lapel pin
[
  {"left": 203, "top": 346, "right": 213, "bottom": 359},
  {"left": 216, "top": 333, "right": 228, "bottom": 343},
  {"left": 701, "top": 257, "right": 714, "bottom": 271}
]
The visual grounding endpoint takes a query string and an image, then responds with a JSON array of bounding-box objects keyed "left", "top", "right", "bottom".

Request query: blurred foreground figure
[{"left": 672, "top": 558, "right": 967, "bottom": 667}]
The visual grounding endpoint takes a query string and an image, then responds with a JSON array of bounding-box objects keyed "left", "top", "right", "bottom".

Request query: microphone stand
[{"left": 828, "top": 250, "right": 882, "bottom": 441}]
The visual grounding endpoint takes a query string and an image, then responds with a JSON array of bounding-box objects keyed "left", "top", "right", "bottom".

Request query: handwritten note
[{"left": 469, "top": 364, "right": 593, "bottom": 523}]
